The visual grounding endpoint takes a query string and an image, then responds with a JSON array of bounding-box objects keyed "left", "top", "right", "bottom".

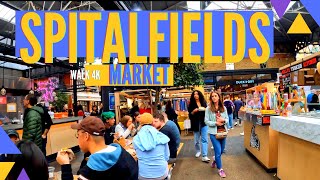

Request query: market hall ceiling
[{"left": 0, "top": 1, "right": 319, "bottom": 71}]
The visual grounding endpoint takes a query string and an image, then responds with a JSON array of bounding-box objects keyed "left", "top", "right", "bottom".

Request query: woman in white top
[{"left": 115, "top": 115, "right": 136, "bottom": 139}]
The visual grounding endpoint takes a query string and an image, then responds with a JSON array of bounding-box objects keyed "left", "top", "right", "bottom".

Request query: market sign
[
  {"left": 15, "top": 11, "right": 274, "bottom": 86},
  {"left": 236, "top": 80, "right": 255, "bottom": 84},
  {"left": 281, "top": 57, "right": 320, "bottom": 75}
]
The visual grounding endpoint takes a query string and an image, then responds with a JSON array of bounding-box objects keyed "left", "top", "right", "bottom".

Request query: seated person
[
  {"left": 152, "top": 112, "right": 181, "bottom": 164},
  {"left": 133, "top": 113, "right": 170, "bottom": 179},
  {"left": 115, "top": 115, "right": 136, "bottom": 139},
  {"left": 57, "top": 116, "right": 138, "bottom": 180},
  {"left": 5, "top": 140, "right": 49, "bottom": 180},
  {"left": 0, "top": 129, "right": 20, "bottom": 161},
  {"left": 101, "top": 111, "right": 118, "bottom": 145},
  {"left": 78, "top": 112, "right": 119, "bottom": 173}
]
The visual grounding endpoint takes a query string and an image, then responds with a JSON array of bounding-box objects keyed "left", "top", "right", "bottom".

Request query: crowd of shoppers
[{"left": 1, "top": 89, "right": 249, "bottom": 179}]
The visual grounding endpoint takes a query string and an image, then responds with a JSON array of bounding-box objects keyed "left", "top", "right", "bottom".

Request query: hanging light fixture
[
  {"left": 29, "top": 68, "right": 34, "bottom": 94},
  {"left": 1, "top": 62, "right": 6, "bottom": 96}
]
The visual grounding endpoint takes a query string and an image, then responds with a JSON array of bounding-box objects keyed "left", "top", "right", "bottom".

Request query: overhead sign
[
  {"left": 236, "top": 80, "right": 255, "bottom": 84},
  {"left": 281, "top": 57, "right": 320, "bottom": 75}
]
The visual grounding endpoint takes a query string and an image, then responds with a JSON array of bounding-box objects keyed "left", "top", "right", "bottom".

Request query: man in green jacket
[{"left": 22, "top": 94, "right": 44, "bottom": 150}]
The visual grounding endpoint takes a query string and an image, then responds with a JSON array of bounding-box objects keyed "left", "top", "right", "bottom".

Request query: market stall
[
  {"left": 279, "top": 52, "right": 320, "bottom": 86},
  {"left": 239, "top": 82, "right": 280, "bottom": 171},
  {"left": 271, "top": 115, "right": 320, "bottom": 180},
  {"left": 114, "top": 89, "right": 155, "bottom": 122},
  {"left": 162, "top": 88, "right": 192, "bottom": 131}
]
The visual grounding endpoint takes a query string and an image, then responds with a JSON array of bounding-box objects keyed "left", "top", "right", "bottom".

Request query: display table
[
  {"left": 3, "top": 117, "right": 81, "bottom": 156},
  {"left": 271, "top": 116, "right": 320, "bottom": 180},
  {"left": 241, "top": 111, "right": 279, "bottom": 171}
]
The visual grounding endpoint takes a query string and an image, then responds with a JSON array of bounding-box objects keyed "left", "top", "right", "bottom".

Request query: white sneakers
[
  {"left": 202, "top": 156, "right": 211, "bottom": 162},
  {"left": 195, "top": 152, "right": 201, "bottom": 158}
]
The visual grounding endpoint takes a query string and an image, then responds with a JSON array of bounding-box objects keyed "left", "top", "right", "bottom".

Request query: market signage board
[
  {"left": 15, "top": 11, "right": 273, "bottom": 86},
  {"left": 281, "top": 57, "right": 319, "bottom": 75}
]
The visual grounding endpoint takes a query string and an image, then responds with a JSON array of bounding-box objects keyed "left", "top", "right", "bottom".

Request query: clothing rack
[{"left": 172, "top": 98, "right": 189, "bottom": 111}]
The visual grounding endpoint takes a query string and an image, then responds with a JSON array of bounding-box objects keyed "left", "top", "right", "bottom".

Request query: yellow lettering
[
  {"left": 183, "top": 13, "right": 200, "bottom": 63},
  {"left": 224, "top": 13, "right": 245, "bottom": 63},
  {"left": 45, "top": 13, "right": 66, "bottom": 63},
  {"left": 102, "top": 13, "right": 126, "bottom": 64},
  {"left": 204, "top": 12, "right": 222, "bottom": 63},
  {"left": 69, "top": 13, "right": 77, "bottom": 63},
  {"left": 129, "top": 13, "right": 147, "bottom": 63},
  {"left": 149, "top": 12, "right": 167, "bottom": 63},
  {"left": 170, "top": 13, "right": 178, "bottom": 63},
  {"left": 249, "top": 12, "right": 270, "bottom": 64},
  {"left": 20, "top": 12, "right": 42, "bottom": 64},
  {"left": 79, "top": 12, "right": 101, "bottom": 63}
]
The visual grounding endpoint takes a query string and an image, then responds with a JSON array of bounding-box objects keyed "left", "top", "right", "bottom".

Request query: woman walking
[
  {"left": 188, "top": 90, "right": 210, "bottom": 162},
  {"left": 205, "top": 91, "right": 229, "bottom": 178}
]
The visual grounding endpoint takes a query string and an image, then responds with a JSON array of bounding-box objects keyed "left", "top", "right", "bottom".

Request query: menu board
[{"left": 7, "top": 103, "right": 17, "bottom": 112}]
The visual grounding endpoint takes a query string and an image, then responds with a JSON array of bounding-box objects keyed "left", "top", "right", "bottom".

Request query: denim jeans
[
  {"left": 194, "top": 125, "right": 208, "bottom": 157},
  {"left": 210, "top": 134, "right": 226, "bottom": 169},
  {"left": 228, "top": 113, "right": 233, "bottom": 129}
]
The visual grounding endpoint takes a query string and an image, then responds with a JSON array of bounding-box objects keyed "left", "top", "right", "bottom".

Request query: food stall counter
[
  {"left": 2, "top": 117, "right": 81, "bottom": 157},
  {"left": 271, "top": 115, "right": 320, "bottom": 180},
  {"left": 240, "top": 110, "right": 279, "bottom": 171}
]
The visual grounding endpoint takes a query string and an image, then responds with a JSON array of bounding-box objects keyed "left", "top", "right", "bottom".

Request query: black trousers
[{"left": 41, "top": 137, "right": 47, "bottom": 156}]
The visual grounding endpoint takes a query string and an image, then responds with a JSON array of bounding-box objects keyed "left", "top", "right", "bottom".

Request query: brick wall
[{"left": 203, "top": 53, "right": 295, "bottom": 71}]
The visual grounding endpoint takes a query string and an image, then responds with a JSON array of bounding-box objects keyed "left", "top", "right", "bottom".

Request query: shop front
[{"left": 202, "top": 69, "right": 278, "bottom": 100}]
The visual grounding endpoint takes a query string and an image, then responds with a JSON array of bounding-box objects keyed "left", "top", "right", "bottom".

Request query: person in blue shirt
[
  {"left": 152, "top": 112, "right": 181, "bottom": 164},
  {"left": 133, "top": 113, "right": 170, "bottom": 180}
]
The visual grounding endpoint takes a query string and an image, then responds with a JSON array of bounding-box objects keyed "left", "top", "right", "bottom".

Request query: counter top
[
  {"left": 271, "top": 116, "right": 320, "bottom": 145},
  {"left": 1, "top": 117, "right": 81, "bottom": 131}
]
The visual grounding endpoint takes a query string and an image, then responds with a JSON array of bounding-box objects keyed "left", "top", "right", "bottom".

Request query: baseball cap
[
  {"left": 71, "top": 116, "right": 105, "bottom": 136},
  {"left": 6, "top": 129, "right": 19, "bottom": 139}
]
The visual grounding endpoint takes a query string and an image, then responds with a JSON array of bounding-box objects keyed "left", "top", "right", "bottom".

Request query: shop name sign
[
  {"left": 281, "top": 58, "right": 319, "bottom": 75},
  {"left": 15, "top": 11, "right": 273, "bottom": 86},
  {"left": 236, "top": 80, "right": 255, "bottom": 84}
]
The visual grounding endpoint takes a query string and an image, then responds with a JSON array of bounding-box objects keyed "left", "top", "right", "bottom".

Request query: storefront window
[
  {"left": 0, "top": 96, "right": 24, "bottom": 125},
  {"left": 232, "top": 74, "right": 256, "bottom": 80},
  {"left": 257, "top": 74, "right": 272, "bottom": 80},
  {"left": 216, "top": 76, "right": 233, "bottom": 82}
]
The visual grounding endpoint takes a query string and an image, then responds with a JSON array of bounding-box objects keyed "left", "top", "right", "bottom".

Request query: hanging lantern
[
  {"left": 0, "top": 86, "right": 6, "bottom": 96},
  {"left": 317, "top": 62, "right": 320, "bottom": 74}
]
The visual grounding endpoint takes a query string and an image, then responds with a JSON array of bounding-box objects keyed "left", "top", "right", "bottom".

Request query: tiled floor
[{"left": 50, "top": 123, "right": 278, "bottom": 180}]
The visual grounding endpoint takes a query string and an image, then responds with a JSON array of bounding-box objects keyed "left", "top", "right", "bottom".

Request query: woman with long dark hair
[
  {"left": 205, "top": 91, "right": 229, "bottom": 178},
  {"left": 5, "top": 140, "right": 49, "bottom": 180},
  {"left": 188, "top": 90, "right": 210, "bottom": 162},
  {"left": 165, "top": 100, "right": 181, "bottom": 134}
]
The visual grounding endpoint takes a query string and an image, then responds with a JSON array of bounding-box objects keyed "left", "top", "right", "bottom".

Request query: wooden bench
[{"left": 167, "top": 143, "right": 184, "bottom": 180}]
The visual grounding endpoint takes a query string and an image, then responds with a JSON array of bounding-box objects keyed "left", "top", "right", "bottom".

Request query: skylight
[
  {"left": 0, "top": 4, "right": 15, "bottom": 24},
  {"left": 0, "top": 60, "right": 30, "bottom": 70},
  {"left": 187, "top": 1, "right": 201, "bottom": 11}
]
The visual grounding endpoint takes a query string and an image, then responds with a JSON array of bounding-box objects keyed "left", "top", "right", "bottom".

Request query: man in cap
[
  {"left": 0, "top": 129, "right": 21, "bottom": 162},
  {"left": 57, "top": 116, "right": 138, "bottom": 180},
  {"left": 77, "top": 111, "right": 119, "bottom": 173},
  {"left": 6, "top": 129, "right": 20, "bottom": 143}
]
